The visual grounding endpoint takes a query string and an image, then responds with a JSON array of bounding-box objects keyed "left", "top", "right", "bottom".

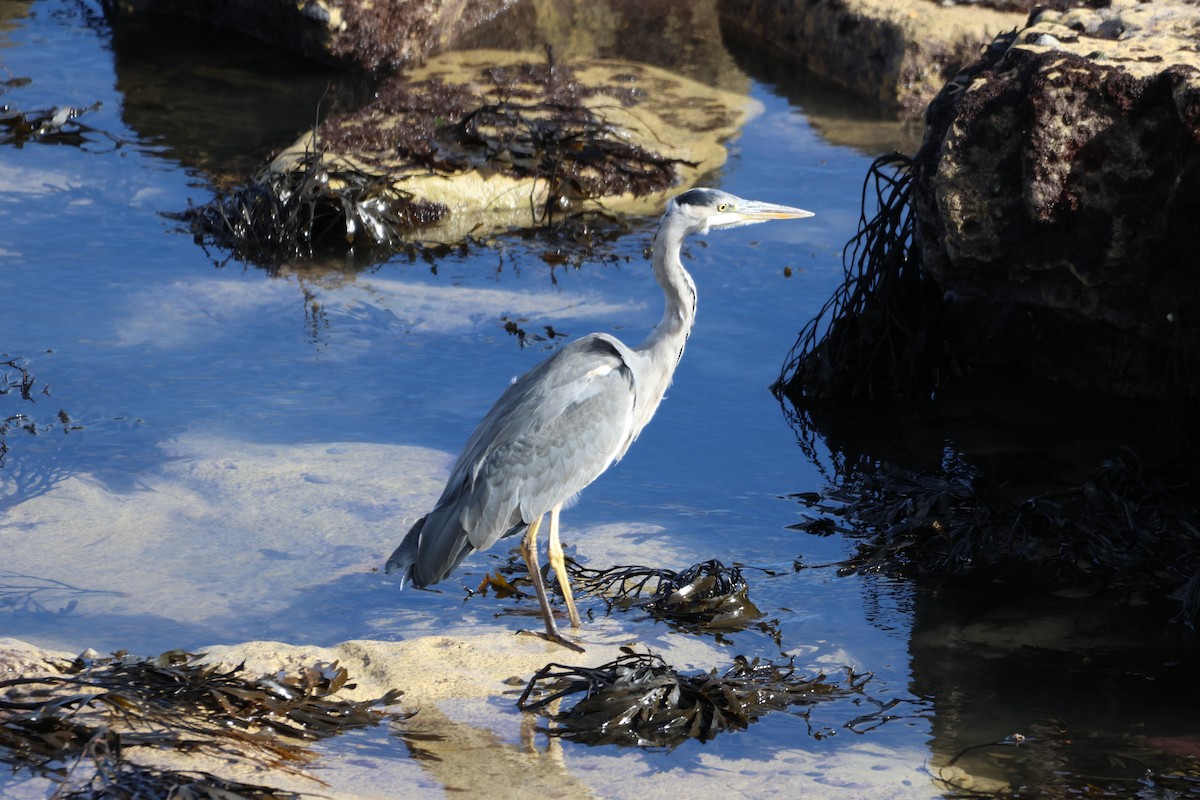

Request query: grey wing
[
  {"left": 460, "top": 334, "right": 639, "bottom": 549},
  {"left": 390, "top": 334, "right": 639, "bottom": 587}
]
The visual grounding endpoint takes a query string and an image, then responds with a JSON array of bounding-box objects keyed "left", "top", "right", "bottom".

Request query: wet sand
[{"left": 1, "top": 436, "right": 936, "bottom": 798}]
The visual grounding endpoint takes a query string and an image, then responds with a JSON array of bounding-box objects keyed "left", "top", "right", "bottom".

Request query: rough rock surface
[
  {"left": 912, "top": 0, "right": 1200, "bottom": 398},
  {"left": 721, "top": 0, "right": 1026, "bottom": 114},
  {"left": 257, "top": 49, "right": 758, "bottom": 243},
  {"left": 105, "top": 0, "right": 1027, "bottom": 113},
  {"left": 102, "top": 0, "right": 747, "bottom": 80}
]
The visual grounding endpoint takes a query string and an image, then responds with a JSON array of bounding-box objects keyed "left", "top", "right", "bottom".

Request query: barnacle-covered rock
[{"left": 912, "top": 0, "right": 1200, "bottom": 398}]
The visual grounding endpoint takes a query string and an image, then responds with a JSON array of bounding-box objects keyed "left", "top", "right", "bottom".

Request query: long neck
[{"left": 630, "top": 214, "right": 697, "bottom": 429}]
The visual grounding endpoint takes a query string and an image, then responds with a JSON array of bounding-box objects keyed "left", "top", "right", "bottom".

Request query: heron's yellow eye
[{"left": 717, "top": 203, "right": 730, "bottom": 212}]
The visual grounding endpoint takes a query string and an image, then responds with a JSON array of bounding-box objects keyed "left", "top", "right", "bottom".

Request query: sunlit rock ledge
[
  {"left": 720, "top": 0, "right": 1027, "bottom": 115},
  {"left": 185, "top": 48, "right": 759, "bottom": 254},
  {"left": 279, "top": 49, "right": 755, "bottom": 229},
  {"left": 0, "top": 633, "right": 936, "bottom": 800}
]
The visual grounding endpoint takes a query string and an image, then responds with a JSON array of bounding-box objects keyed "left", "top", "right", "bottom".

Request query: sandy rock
[
  {"left": 206, "top": 49, "right": 759, "bottom": 249},
  {"left": 0, "top": 635, "right": 937, "bottom": 799},
  {"left": 721, "top": 0, "right": 1027, "bottom": 114},
  {"left": 0, "top": 637, "right": 73, "bottom": 675}
]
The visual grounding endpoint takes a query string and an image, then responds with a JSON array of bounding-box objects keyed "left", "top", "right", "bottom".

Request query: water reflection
[
  {"left": 720, "top": 24, "right": 924, "bottom": 157},
  {"left": 110, "top": 13, "right": 365, "bottom": 184},
  {"left": 780, "top": 367, "right": 1200, "bottom": 794},
  {"left": 396, "top": 703, "right": 595, "bottom": 798},
  {"left": 913, "top": 583, "right": 1200, "bottom": 796},
  {"left": 453, "top": 0, "right": 748, "bottom": 90}
]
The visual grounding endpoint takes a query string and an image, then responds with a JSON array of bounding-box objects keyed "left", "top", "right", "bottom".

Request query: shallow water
[{"left": 2, "top": 2, "right": 1196, "bottom": 799}]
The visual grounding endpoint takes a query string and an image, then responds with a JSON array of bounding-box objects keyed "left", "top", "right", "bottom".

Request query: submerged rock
[{"left": 912, "top": 0, "right": 1200, "bottom": 399}]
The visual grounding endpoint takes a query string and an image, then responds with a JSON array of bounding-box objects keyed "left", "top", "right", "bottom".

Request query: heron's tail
[
  {"left": 384, "top": 515, "right": 426, "bottom": 589},
  {"left": 385, "top": 508, "right": 476, "bottom": 588}
]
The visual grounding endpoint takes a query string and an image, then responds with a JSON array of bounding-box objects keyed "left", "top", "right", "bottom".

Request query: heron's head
[{"left": 667, "top": 188, "right": 813, "bottom": 234}]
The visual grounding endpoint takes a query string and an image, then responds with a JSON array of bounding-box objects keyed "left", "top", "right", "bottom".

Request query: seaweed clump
[
  {"left": 1, "top": 71, "right": 117, "bottom": 151},
  {"left": 0, "top": 649, "right": 402, "bottom": 799},
  {"left": 568, "top": 558, "right": 764, "bottom": 631},
  {"left": 774, "top": 153, "right": 952, "bottom": 407},
  {"left": 177, "top": 145, "right": 448, "bottom": 268},
  {"left": 0, "top": 95, "right": 117, "bottom": 150},
  {"left": 517, "top": 647, "right": 866, "bottom": 747},
  {"left": 476, "top": 555, "right": 767, "bottom": 635},
  {"left": 1, "top": 355, "right": 78, "bottom": 469},
  {"left": 811, "top": 449, "right": 1200, "bottom": 627},
  {"left": 319, "top": 58, "right": 683, "bottom": 217},
  {"left": 180, "top": 52, "right": 690, "bottom": 266}
]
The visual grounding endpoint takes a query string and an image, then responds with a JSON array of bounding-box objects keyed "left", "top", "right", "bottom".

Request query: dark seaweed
[
  {"left": 568, "top": 558, "right": 764, "bottom": 631},
  {"left": 517, "top": 647, "right": 868, "bottom": 748},
  {"left": 774, "top": 153, "right": 951, "bottom": 406},
  {"left": 800, "top": 449, "right": 1200, "bottom": 627},
  {"left": 477, "top": 553, "right": 767, "bottom": 635},
  {"left": 0, "top": 649, "right": 403, "bottom": 798},
  {"left": 179, "top": 53, "right": 688, "bottom": 266},
  {"left": 0, "top": 355, "right": 77, "bottom": 469},
  {"left": 175, "top": 144, "right": 447, "bottom": 269},
  {"left": 0, "top": 94, "right": 120, "bottom": 150},
  {"left": 60, "top": 763, "right": 309, "bottom": 800},
  {"left": 320, "top": 56, "right": 684, "bottom": 215}
]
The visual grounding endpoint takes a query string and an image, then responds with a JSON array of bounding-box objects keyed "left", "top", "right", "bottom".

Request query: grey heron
[{"left": 386, "top": 188, "right": 813, "bottom": 650}]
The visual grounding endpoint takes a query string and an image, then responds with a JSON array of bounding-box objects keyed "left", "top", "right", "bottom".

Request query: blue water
[
  {"left": 1, "top": 4, "right": 877, "bottom": 575},
  {"left": 16, "top": 2, "right": 1176, "bottom": 798}
]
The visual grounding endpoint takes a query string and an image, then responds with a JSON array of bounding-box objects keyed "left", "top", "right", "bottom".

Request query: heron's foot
[{"left": 517, "top": 628, "right": 586, "bottom": 653}]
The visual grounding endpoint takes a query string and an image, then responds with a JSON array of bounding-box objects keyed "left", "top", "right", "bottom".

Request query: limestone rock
[
  {"left": 101, "top": 0, "right": 745, "bottom": 82},
  {"left": 193, "top": 49, "right": 759, "bottom": 252},
  {"left": 912, "top": 0, "right": 1200, "bottom": 397},
  {"left": 721, "top": 0, "right": 1026, "bottom": 114}
]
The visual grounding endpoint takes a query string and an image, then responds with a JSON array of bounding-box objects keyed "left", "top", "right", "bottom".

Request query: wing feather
[{"left": 391, "top": 334, "right": 639, "bottom": 586}]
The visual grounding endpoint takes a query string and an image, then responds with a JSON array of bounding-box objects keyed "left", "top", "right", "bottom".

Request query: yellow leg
[
  {"left": 519, "top": 514, "right": 583, "bottom": 652},
  {"left": 546, "top": 505, "right": 581, "bottom": 629}
]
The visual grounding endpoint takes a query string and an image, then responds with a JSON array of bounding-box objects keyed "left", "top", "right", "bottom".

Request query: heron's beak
[
  {"left": 739, "top": 200, "right": 815, "bottom": 221},
  {"left": 708, "top": 198, "right": 814, "bottom": 231}
]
